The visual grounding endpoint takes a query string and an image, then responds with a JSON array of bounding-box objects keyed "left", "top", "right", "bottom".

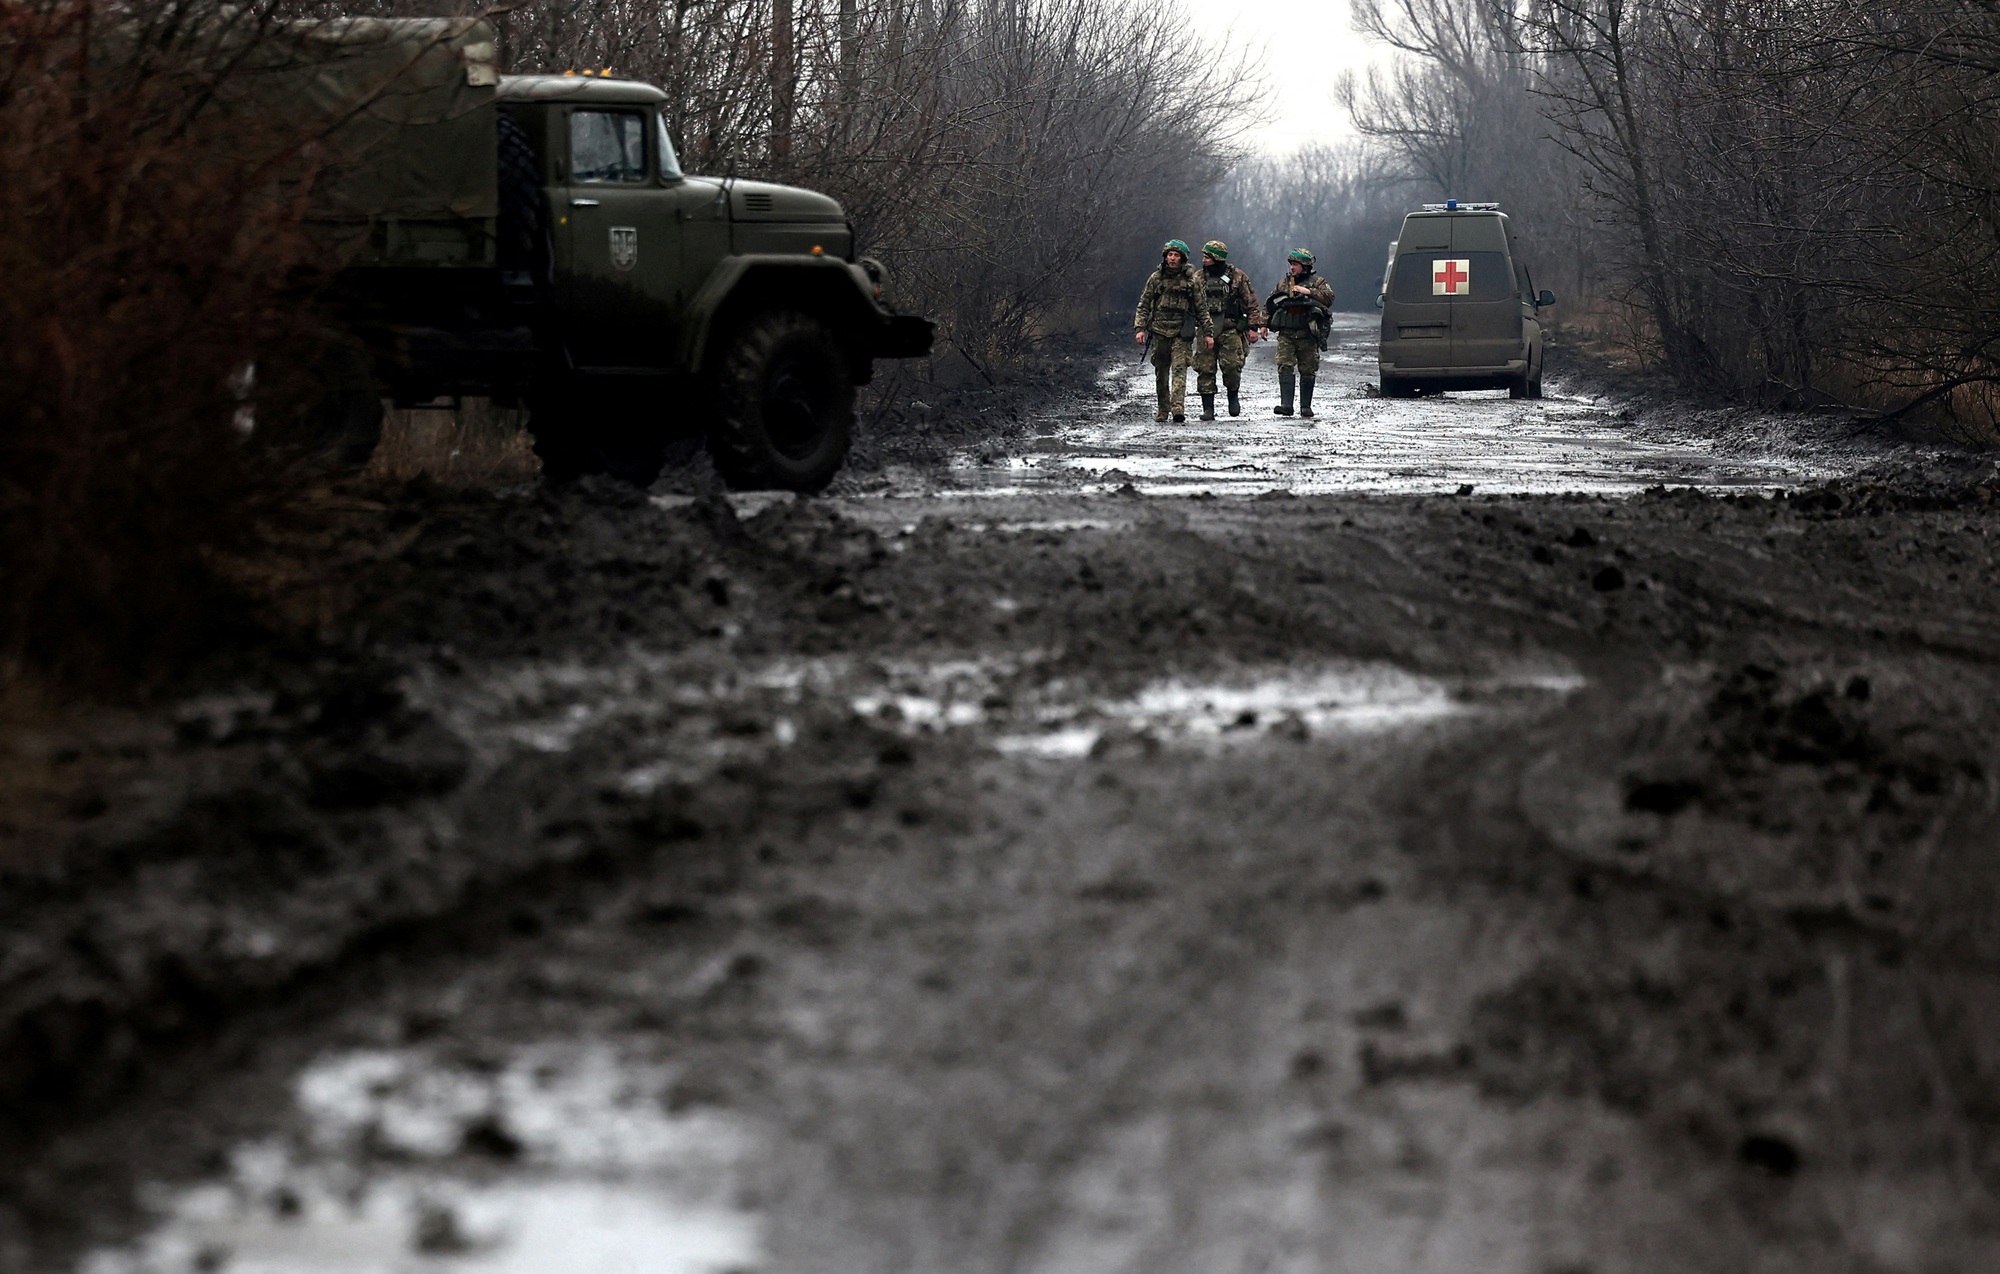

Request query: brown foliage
[
  {"left": 0, "top": 1, "right": 337, "bottom": 690},
  {"left": 367, "top": 400, "right": 539, "bottom": 486}
]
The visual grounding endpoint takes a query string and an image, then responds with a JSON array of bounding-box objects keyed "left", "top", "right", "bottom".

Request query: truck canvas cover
[{"left": 244, "top": 18, "right": 501, "bottom": 264}]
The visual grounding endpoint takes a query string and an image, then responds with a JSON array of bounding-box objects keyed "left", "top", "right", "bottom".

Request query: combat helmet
[
  {"left": 1162, "top": 239, "right": 1192, "bottom": 263},
  {"left": 1203, "top": 240, "right": 1229, "bottom": 261},
  {"left": 1287, "top": 247, "right": 1315, "bottom": 268}
]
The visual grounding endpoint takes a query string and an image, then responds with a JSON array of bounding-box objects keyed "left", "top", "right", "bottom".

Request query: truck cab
[{"left": 1377, "top": 203, "right": 1554, "bottom": 400}]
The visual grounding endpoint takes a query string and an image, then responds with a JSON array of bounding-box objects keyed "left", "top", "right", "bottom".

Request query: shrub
[{"left": 0, "top": 2, "right": 331, "bottom": 691}]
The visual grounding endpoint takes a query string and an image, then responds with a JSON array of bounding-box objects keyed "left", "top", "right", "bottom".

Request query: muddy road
[{"left": 7, "top": 319, "right": 2000, "bottom": 1273}]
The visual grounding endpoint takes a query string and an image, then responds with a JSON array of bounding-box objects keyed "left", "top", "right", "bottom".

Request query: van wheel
[
  {"left": 709, "top": 311, "right": 853, "bottom": 492},
  {"left": 1380, "top": 376, "right": 1416, "bottom": 399},
  {"left": 1528, "top": 358, "right": 1544, "bottom": 400},
  {"left": 1509, "top": 370, "right": 1531, "bottom": 400}
]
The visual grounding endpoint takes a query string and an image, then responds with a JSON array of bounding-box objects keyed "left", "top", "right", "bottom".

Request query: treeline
[
  {"left": 1320, "top": 0, "right": 2000, "bottom": 433},
  {"left": 1204, "top": 144, "right": 1408, "bottom": 314}
]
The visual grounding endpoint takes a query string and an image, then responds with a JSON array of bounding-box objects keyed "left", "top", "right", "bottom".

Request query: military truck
[
  {"left": 1376, "top": 202, "right": 1555, "bottom": 400},
  {"left": 270, "top": 18, "right": 932, "bottom": 489}
]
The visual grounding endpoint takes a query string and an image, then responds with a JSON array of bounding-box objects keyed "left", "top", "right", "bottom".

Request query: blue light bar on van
[{"left": 1421, "top": 201, "right": 1501, "bottom": 212}]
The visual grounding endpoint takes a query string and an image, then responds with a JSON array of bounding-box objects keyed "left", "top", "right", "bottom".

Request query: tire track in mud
[{"left": 10, "top": 369, "right": 2000, "bottom": 1271}]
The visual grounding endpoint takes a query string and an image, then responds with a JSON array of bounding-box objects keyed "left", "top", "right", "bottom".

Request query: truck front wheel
[{"left": 709, "top": 312, "right": 853, "bottom": 492}]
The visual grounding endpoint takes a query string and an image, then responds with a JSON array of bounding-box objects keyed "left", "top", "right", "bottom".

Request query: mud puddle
[
  {"left": 847, "top": 656, "right": 1583, "bottom": 758},
  {"left": 81, "top": 1046, "right": 761, "bottom": 1274},
  {"left": 933, "top": 314, "right": 1844, "bottom": 499},
  {"left": 417, "top": 648, "right": 1582, "bottom": 784}
]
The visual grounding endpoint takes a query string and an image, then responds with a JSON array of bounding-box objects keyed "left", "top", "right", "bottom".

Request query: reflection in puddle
[
  {"left": 438, "top": 648, "right": 1578, "bottom": 785},
  {"left": 82, "top": 1047, "right": 761, "bottom": 1274},
  {"left": 939, "top": 313, "right": 1841, "bottom": 499},
  {"left": 844, "top": 656, "right": 1582, "bottom": 758},
  {"left": 993, "top": 664, "right": 1535, "bottom": 758}
]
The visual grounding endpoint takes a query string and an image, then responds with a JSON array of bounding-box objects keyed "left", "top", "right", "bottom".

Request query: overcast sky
[{"left": 1226, "top": 3, "right": 1388, "bottom": 154}]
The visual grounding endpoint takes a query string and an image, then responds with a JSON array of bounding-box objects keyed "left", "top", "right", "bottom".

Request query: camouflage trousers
[
  {"left": 1147, "top": 335, "right": 1197, "bottom": 415},
  {"left": 1193, "top": 328, "right": 1248, "bottom": 394},
  {"left": 1273, "top": 330, "right": 1321, "bottom": 379}
]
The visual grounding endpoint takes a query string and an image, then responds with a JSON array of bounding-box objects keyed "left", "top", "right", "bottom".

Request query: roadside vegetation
[
  {"left": 0, "top": 1, "right": 332, "bottom": 692},
  {"left": 1226, "top": 1, "right": 2000, "bottom": 443},
  {"left": 0, "top": 0, "right": 1238, "bottom": 694}
]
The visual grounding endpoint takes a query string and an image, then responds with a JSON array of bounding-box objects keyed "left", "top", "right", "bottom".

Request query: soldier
[
  {"left": 1132, "top": 239, "right": 1216, "bottom": 422},
  {"left": 1191, "top": 240, "right": 1264, "bottom": 420},
  {"left": 1262, "top": 247, "right": 1335, "bottom": 419}
]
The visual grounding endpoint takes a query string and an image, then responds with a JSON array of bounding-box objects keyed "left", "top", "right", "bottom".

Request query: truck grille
[{"left": 744, "top": 193, "right": 774, "bottom": 213}]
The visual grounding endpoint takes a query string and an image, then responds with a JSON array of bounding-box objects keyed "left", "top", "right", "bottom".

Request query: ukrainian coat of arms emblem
[{"left": 609, "top": 226, "right": 638, "bottom": 272}]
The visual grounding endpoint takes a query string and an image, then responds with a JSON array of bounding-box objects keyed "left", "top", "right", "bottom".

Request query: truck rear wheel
[
  {"left": 257, "top": 339, "right": 383, "bottom": 471},
  {"left": 708, "top": 311, "right": 853, "bottom": 492}
]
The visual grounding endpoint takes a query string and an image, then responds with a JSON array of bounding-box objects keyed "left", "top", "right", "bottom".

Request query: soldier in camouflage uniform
[
  {"left": 1191, "top": 240, "right": 1264, "bottom": 419},
  {"left": 1132, "top": 239, "right": 1216, "bottom": 422},
  {"left": 1262, "top": 247, "right": 1335, "bottom": 419}
]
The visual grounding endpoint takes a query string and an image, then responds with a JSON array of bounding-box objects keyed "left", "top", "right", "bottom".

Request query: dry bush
[
  {"left": 367, "top": 399, "right": 540, "bottom": 486},
  {"left": 0, "top": 1, "right": 342, "bottom": 692}
]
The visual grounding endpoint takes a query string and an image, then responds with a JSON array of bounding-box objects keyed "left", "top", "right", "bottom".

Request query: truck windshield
[
  {"left": 656, "top": 111, "right": 683, "bottom": 180},
  {"left": 570, "top": 110, "right": 646, "bottom": 183}
]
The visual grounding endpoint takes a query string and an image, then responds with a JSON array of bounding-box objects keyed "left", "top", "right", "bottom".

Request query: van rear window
[{"left": 1389, "top": 251, "right": 1512, "bottom": 304}]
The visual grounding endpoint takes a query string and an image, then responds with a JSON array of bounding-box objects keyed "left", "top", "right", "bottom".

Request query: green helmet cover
[
  {"left": 1163, "top": 239, "right": 1192, "bottom": 259},
  {"left": 1287, "top": 247, "right": 1315, "bottom": 266},
  {"left": 1203, "top": 240, "right": 1228, "bottom": 260}
]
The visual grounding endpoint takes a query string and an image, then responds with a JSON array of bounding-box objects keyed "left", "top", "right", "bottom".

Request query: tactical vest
[
  {"left": 1205, "top": 268, "right": 1248, "bottom": 329},
  {"left": 1268, "top": 276, "right": 1324, "bottom": 332},
  {"left": 1155, "top": 270, "right": 1200, "bottom": 317}
]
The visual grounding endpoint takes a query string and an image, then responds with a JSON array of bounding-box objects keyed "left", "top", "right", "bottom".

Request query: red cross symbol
[{"left": 1433, "top": 259, "right": 1470, "bottom": 295}]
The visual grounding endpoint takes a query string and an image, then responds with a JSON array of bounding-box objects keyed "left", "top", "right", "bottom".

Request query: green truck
[{"left": 275, "top": 18, "right": 932, "bottom": 489}]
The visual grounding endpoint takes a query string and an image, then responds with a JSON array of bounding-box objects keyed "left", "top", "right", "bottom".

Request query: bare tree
[{"left": 1331, "top": 0, "right": 2000, "bottom": 434}]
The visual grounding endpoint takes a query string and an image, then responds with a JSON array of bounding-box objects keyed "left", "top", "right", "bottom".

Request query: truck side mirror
[
  {"left": 1537, "top": 290, "right": 1557, "bottom": 308},
  {"left": 1375, "top": 294, "right": 1385, "bottom": 310}
]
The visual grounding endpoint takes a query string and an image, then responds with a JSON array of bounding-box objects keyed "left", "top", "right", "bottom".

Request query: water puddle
[
  {"left": 841, "top": 656, "right": 1582, "bottom": 758},
  {"left": 428, "top": 649, "right": 1578, "bottom": 786},
  {"left": 649, "top": 491, "right": 795, "bottom": 518},
  {"left": 994, "top": 664, "right": 1581, "bottom": 758},
  {"left": 82, "top": 1046, "right": 761, "bottom": 1274},
  {"left": 940, "top": 314, "right": 1842, "bottom": 499}
]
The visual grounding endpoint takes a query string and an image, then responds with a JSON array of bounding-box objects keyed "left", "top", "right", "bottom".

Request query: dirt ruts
[{"left": 7, "top": 383, "right": 2000, "bottom": 1270}]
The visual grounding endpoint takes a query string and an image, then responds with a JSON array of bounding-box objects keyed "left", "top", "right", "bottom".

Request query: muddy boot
[
  {"left": 1226, "top": 386, "right": 1241, "bottom": 417},
  {"left": 1272, "top": 369, "right": 1295, "bottom": 416},
  {"left": 1172, "top": 413, "right": 1186, "bottom": 423},
  {"left": 1298, "top": 377, "right": 1316, "bottom": 420},
  {"left": 1154, "top": 368, "right": 1170, "bottom": 422},
  {"left": 1199, "top": 393, "right": 1216, "bottom": 421}
]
